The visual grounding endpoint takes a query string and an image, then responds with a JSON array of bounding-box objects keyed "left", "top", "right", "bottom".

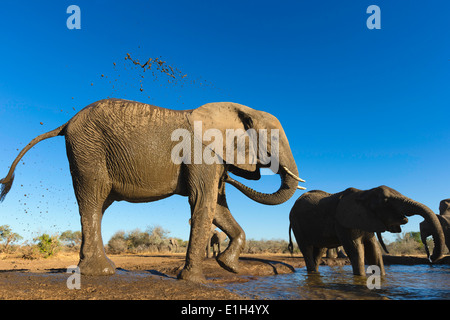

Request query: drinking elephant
[
  {"left": 288, "top": 186, "right": 445, "bottom": 276},
  {"left": 420, "top": 199, "right": 450, "bottom": 258},
  {"left": 0, "top": 98, "right": 304, "bottom": 282}
]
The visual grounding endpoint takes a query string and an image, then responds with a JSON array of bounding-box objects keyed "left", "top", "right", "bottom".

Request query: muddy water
[{"left": 222, "top": 265, "right": 450, "bottom": 300}]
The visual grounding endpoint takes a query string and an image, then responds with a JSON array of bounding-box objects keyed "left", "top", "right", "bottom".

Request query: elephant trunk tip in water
[{"left": 390, "top": 195, "right": 446, "bottom": 263}]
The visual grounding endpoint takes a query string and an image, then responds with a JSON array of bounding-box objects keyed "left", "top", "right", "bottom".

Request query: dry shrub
[
  {"left": 243, "top": 239, "right": 290, "bottom": 254},
  {"left": 106, "top": 226, "right": 185, "bottom": 254},
  {"left": 386, "top": 232, "right": 424, "bottom": 256}
]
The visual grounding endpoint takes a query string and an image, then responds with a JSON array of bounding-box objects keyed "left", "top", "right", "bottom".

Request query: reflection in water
[{"left": 223, "top": 265, "right": 450, "bottom": 300}]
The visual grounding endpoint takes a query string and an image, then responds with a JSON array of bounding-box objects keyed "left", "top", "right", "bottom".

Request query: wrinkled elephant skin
[{"left": 0, "top": 98, "right": 301, "bottom": 282}]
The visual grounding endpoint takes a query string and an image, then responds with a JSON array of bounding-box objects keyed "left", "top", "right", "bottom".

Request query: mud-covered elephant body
[
  {"left": 420, "top": 199, "right": 450, "bottom": 258},
  {"left": 1, "top": 98, "right": 303, "bottom": 282},
  {"left": 289, "top": 186, "right": 446, "bottom": 276}
]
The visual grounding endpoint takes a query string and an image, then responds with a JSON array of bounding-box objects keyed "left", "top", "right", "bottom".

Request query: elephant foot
[
  {"left": 216, "top": 250, "right": 240, "bottom": 274},
  {"left": 177, "top": 267, "right": 206, "bottom": 283},
  {"left": 78, "top": 255, "right": 116, "bottom": 276}
]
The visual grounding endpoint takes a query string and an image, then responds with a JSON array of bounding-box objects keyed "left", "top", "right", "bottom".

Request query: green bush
[
  {"left": 60, "top": 230, "right": 82, "bottom": 249},
  {"left": 34, "top": 233, "right": 61, "bottom": 258}
]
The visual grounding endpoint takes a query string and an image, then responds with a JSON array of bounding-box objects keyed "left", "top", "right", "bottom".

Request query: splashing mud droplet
[{"left": 100, "top": 52, "right": 216, "bottom": 100}]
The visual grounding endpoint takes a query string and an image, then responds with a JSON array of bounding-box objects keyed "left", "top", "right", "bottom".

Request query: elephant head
[
  {"left": 187, "top": 102, "right": 304, "bottom": 205},
  {"left": 336, "top": 186, "right": 446, "bottom": 263},
  {"left": 420, "top": 199, "right": 450, "bottom": 259},
  {"left": 439, "top": 199, "right": 450, "bottom": 215}
]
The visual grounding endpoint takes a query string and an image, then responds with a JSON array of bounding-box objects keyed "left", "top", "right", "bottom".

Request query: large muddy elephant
[
  {"left": 420, "top": 199, "right": 450, "bottom": 258},
  {"left": 0, "top": 98, "right": 304, "bottom": 282},
  {"left": 289, "top": 186, "right": 445, "bottom": 276}
]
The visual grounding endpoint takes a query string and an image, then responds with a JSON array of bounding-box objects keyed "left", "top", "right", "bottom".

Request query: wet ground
[
  {"left": 0, "top": 252, "right": 307, "bottom": 299},
  {"left": 223, "top": 264, "right": 450, "bottom": 300},
  {"left": 0, "top": 252, "right": 447, "bottom": 300}
]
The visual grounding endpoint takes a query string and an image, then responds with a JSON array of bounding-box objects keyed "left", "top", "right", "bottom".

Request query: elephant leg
[
  {"left": 76, "top": 184, "right": 115, "bottom": 276},
  {"left": 364, "top": 235, "right": 386, "bottom": 276},
  {"left": 213, "top": 182, "right": 245, "bottom": 274},
  {"left": 313, "top": 247, "right": 327, "bottom": 271},
  {"left": 178, "top": 167, "right": 221, "bottom": 283},
  {"left": 300, "top": 245, "right": 319, "bottom": 273},
  {"left": 342, "top": 239, "right": 365, "bottom": 276},
  {"left": 326, "top": 248, "right": 337, "bottom": 258}
]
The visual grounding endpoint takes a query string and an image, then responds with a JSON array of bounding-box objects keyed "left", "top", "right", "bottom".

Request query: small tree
[
  {"left": 60, "top": 230, "right": 82, "bottom": 249},
  {"left": 387, "top": 232, "right": 423, "bottom": 255},
  {"left": 34, "top": 233, "right": 61, "bottom": 258},
  {"left": 147, "top": 225, "right": 169, "bottom": 246},
  {"left": 0, "top": 225, "right": 22, "bottom": 253},
  {"left": 106, "top": 225, "right": 171, "bottom": 254},
  {"left": 107, "top": 231, "right": 128, "bottom": 254}
]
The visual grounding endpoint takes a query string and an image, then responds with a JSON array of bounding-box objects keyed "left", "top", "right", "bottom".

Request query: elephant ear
[
  {"left": 439, "top": 199, "right": 450, "bottom": 215},
  {"left": 187, "top": 102, "right": 258, "bottom": 172},
  {"left": 336, "top": 192, "right": 386, "bottom": 232}
]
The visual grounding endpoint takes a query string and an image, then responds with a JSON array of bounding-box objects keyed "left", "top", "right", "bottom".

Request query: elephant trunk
[
  {"left": 225, "top": 168, "right": 299, "bottom": 205},
  {"left": 391, "top": 196, "right": 445, "bottom": 263},
  {"left": 420, "top": 222, "right": 431, "bottom": 259},
  {"left": 225, "top": 143, "right": 302, "bottom": 205}
]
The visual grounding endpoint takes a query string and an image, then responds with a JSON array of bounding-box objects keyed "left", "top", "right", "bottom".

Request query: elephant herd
[
  {"left": 288, "top": 186, "right": 448, "bottom": 276},
  {"left": 0, "top": 99, "right": 448, "bottom": 282}
]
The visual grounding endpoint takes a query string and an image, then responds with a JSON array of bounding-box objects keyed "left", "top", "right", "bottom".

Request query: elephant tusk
[
  {"left": 297, "top": 186, "right": 307, "bottom": 190},
  {"left": 282, "top": 166, "right": 306, "bottom": 183}
]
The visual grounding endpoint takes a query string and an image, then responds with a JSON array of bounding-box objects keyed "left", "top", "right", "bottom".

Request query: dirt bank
[{"left": 0, "top": 252, "right": 447, "bottom": 300}]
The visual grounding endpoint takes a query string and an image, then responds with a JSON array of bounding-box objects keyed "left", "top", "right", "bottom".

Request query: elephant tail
[
  {"left": 288, "top": 224, "right": 294, "bottom": 255},
  {"left": 0, "top": 123, "right": 68, "bottom": 202}
]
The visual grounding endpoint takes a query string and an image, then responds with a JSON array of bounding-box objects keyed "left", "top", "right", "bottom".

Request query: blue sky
[{"left": 0, "top": 1, "right": 449, "bottom": 245}]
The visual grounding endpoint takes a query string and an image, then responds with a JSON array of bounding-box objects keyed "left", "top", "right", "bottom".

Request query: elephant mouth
[
  {"left": 387, "top": 225, "right": 402, "bottom": 233},
  {"left": 385, "top": 216, "right": 408, "bottom": 233}
]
